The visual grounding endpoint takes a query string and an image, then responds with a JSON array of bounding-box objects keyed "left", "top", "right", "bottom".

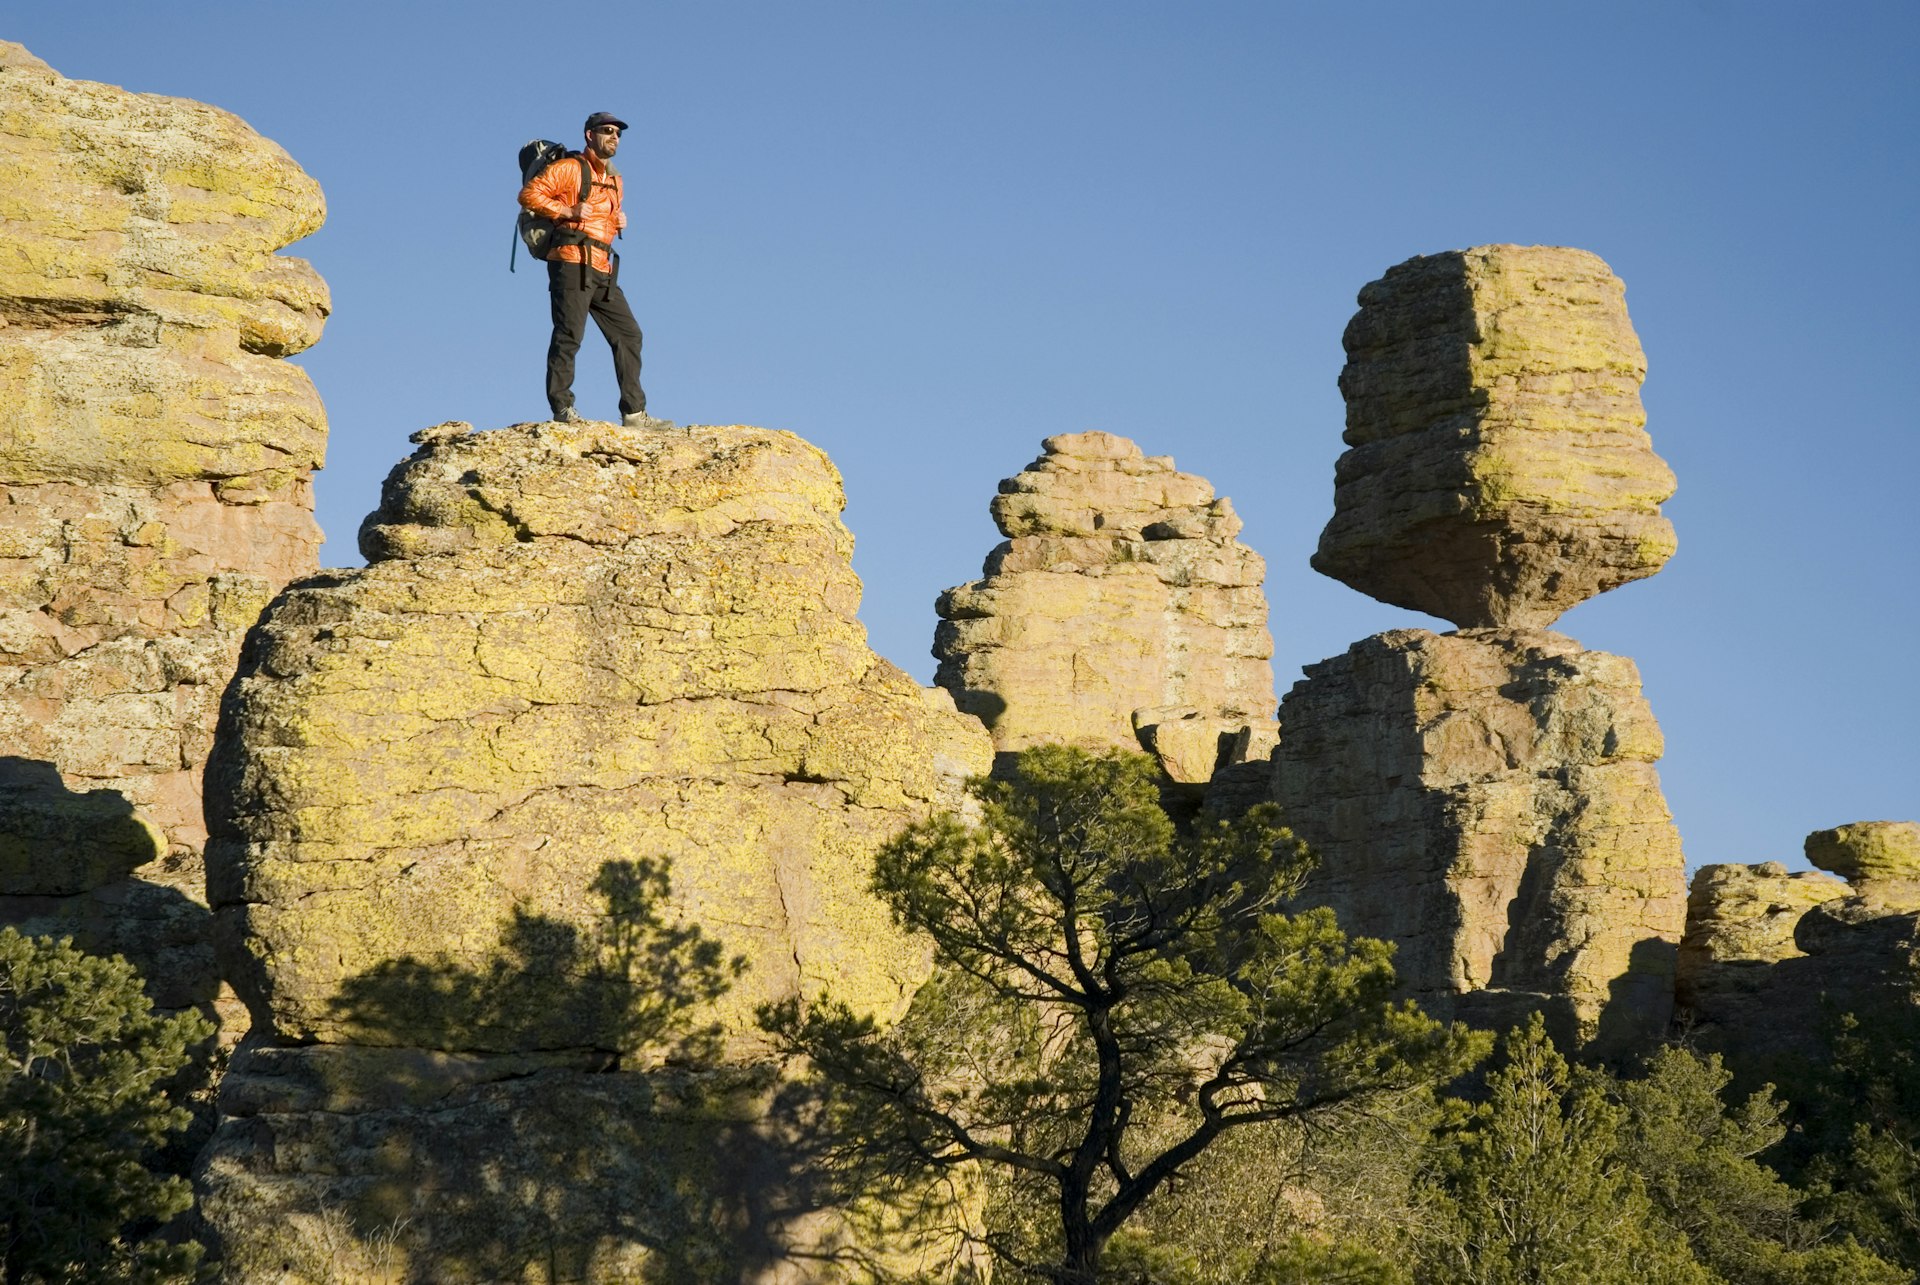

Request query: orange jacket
[{"left": 519, "top": 150, "right": 625, "bottom": 272}]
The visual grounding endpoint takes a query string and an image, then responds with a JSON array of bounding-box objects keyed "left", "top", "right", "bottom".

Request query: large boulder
[
  {"left": 934, "top": 431, "right": 1275, "bottom": 787},
  {"left": 1805, "top": 820, "right": 1920, "bottom": 910},
  {"left": 0, "top": 42, "right": 327, "bottom": 1033},
  {"left": 1313, "top": 245, "right": 1675, "bottom": 629},
  {"left": 1272, "top": 628, "right": 1688, "bottom": 1053},
  {"left": 198, "top": 420, "right": 993, "bottom": 1280}
]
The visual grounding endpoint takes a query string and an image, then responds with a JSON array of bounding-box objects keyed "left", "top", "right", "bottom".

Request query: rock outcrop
[
  {"left": 198, "top": 420, "right": 992, "bottom": 1280},
  {"left": 1677, "top": 826, "right": 1920, "bottom": 1086},
  {"left": 0, "top": 43, "right": 327, "bottom": 1031},
  {"left": 1274, "top": 247, "right": 1687, "bottom": 1053},
  {"left": 933, "top": 431, "right": 1275, "bottom": 787},
  {"left": 1273, "top": 628, "right": 1687, "bottom": 1050},
  {"left": 1805, "top": 820, "right": 1920, "bottom": 910},
  {"left": 1313, "top": 245, "right": 1675, "bottom": 629}
]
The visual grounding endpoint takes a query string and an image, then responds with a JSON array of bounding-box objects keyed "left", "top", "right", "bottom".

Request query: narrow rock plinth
[
  {"left": 1314, "top": 245, "right": 1675, "bottom": 628},
  {"left": 0, "top": 43, "right": 327, "bottom": 1031},
  {"left": 198, "top": 420, "right": 992, "bottom": 1280},
  {"left": 1272, "top": 628, "right": 1688, "bottom": 1052},
  {"left": 933, "top": 432, "right": 1275, "bottom": 785}
]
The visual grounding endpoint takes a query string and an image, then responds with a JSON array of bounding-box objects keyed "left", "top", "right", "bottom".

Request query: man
[{"left": 519, "top": 111, "right": 670, "bottom": 428}]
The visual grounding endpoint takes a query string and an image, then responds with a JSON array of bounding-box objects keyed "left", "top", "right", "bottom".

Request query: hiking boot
[
  {"left": 554, "top": 406, "right": 583, "bottom": 424},
  {"left": 623, "top": 411, "right": 677, "bottom": 430}
]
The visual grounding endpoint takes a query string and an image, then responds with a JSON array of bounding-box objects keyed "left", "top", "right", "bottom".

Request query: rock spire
[
  {"left": 933, "top": 430, "right": 1276, "bottom": 788},
  {"left": 1274, "top": 246, "right": 1687, "bottom": 1051},
  {"left": 0, "top": 43, "right": 327, "bottom": 1031}
]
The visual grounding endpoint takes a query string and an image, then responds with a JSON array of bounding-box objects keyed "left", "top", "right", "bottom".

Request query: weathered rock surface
[
  {"left": 1678, "top": 862, "right": 1850, "bottom": 976},
  {"left": 1806, "top": 820, "right": 1920, "bottom": 909},
  {"left": 199, "top": 420, "right": 992, "bottom": 1280},
  {"left": 1676, "top": 831, "right": 1920, "bottom": 1087},
  {"left": 1674, "top": 862, "right": 1848, "bottom": 1052},
  {"left": 1314, "top": 245, "right": 1675, "bottom": 628},
  {"left": 0, "top": 43, "right": 327, "bottom": 1031},
  {"left": 1272, "top": 628, "right": 1688, "bottom": 1052},
  {"left": 934, "top": 431, "right": 1276, "bottom": 785}
]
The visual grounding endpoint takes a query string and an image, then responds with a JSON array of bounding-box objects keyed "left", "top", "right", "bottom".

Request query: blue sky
[{"left": 13, "top": 3, "right": 1915, "bottom": 874}]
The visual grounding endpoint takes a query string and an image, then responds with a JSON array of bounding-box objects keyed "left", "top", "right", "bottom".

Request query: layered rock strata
[
  {"left": 1273, "top": 628, "right": 1687, "bottom": 1051},
  {"left": 1314, "top": 245, "right": 1675, "bottom": 629},
  {"left": 1276, "top": 247, "right": 1690, "bottom": 1052},
  {"left": 199, "top": 420, "right": 992, "bottom": 1281},
  {"left": 934, "top": 431, "right": 1275, "bottom": 787},
  {"left": 0, "top": 43, "right": 327, "bottom": 1030},
  {"left": 1677, "top": 824, "right": 1920, "bottom": 1085}
]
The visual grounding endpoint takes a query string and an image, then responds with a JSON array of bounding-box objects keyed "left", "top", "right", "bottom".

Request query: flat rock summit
[{"left": 199, "top": 419, "right": 991, "bottom": 1278}]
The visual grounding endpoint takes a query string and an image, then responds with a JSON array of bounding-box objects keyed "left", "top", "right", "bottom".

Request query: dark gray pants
[{"left": 545, "top": 259, "right": 645, "bottom": 417}]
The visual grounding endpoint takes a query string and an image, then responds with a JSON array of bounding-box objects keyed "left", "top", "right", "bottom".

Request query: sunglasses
[{"left": 591, "top": 126, "right": 622, "bottom": 136}]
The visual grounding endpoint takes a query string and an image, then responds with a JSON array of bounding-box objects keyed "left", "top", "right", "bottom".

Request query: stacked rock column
[
  {"left": 0, "top": 44, "right": 328, "bottom": 1034},
  {"left": 933, "top": 430, "right": 1277, "bottom": 798},
  {"left": 1275, "top": 246, "right": 1687, "bottom": 1054}
]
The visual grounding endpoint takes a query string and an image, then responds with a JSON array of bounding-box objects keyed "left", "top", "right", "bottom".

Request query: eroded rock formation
[
  {"left": 1314, "top": 245, "right": 1675, "bottom": 629},
  {"left": 0, "top": 42, "right": 327, "bottom": 1030},
  {"left": 1806, "top": 820, "right": 1920, "bottom": 910},
  {"left": 199, "top": 420, "right": 992, "bottom": 1280},
  {"left": 1274, "top": 628, "right": 1686, "bottom": 1050},
  {"left": 933, "top": 431, "right": 1275, "bottom": 786},
  {"left": 1677, "top": 825, "right": 1920, "bottom": 1085},
  {"left": 1275, "top": 247, "right": 1687, "bottom": 1052}
]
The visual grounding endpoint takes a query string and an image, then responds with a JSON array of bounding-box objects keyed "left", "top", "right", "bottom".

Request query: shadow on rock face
[
  {"left": 326, "top": 857, "right": 744, "bottom": 1062},
  {"left": 0, "top": 756, "right": 163, "bottom": 895},
  {"left": 200, "top": 857, "right": 974, "bottom": 1284},
  {"left": 1591, "top": 935, "right": 1681, "bottom": 1064},
  {"left": 0, "top": 756, "right": 229, "bottom": 1182}
]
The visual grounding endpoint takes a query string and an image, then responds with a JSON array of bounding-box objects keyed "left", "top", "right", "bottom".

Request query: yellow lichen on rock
[
  {"left": 1806, "top": 820, "right": 1920, "bottom": 910},
  {"left": 1273, "top": 627, "right": 1689, "bottom": 1053},
  {"left": 200, "top": 419, "right": 994, "bottom": 1281},
  {"left": 0, "top": 43, "right": 328, "bottom": 487},
  {"left": 935, "top": 431, "right": 1276, "bottom": 786},
  {"left": 1316, "top": 245, "right": 1676, "bottom": 628},
  {"left": 210, "top": 420, "right": 992, "bottom": 1053},
  {"left": 0, "top": 43, "right": 328, "bottom": 1037}
]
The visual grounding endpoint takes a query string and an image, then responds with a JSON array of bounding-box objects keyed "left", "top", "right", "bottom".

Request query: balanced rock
[
  {"left": 934, "top": 431, "right": 1275, "bottom": 785},
  {"left": 1272, "top": 628, "right": 1688, "bottom": 1052},
  {"left": 1314, "top": 245, "right": 1675, "bottom": 628},
  {"left": 1806, "top": 820, "right": 1920, "bottom": 909},
  {"left": 0, "top": 44, "right": 326, "bottom": 1028},
  {"left": 199, "top": 420, "right": 992, "bottom": 1280}
]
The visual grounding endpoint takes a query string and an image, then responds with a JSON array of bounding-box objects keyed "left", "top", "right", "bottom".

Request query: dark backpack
[{"left": 512, "top": 140, "right": 619, "bottom": 271}]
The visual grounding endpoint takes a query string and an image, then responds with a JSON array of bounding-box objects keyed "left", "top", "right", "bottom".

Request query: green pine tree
[
  {"left": 1615, "top": 1044, "right": 1904, "bottom": 1285},
  {"left": 1422, "top": 1014, "right": 1708, "bottom": 1285},
  {"left": 761, "top": 746, "right": 1484, "bottom": 1285},
  {"left": 0, "top": 928, "right": 210, "bottom": 1283},
  {"left": 1798, "top": 997, "right": 1920, "bottom": 1274}
]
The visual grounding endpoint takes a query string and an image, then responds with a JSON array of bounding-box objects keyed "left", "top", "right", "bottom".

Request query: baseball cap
[{"left": 584, "top": 112, "right": 629, "bottom": 133}]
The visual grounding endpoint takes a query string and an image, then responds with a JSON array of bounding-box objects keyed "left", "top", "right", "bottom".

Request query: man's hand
[{"left": 568, "top": 201, "right": 589, "bottom": 222}]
